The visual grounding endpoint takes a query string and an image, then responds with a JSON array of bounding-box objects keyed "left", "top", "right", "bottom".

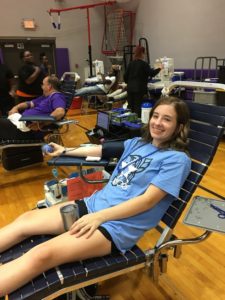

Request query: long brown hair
[{"left": 142, "top": 97, "right": 190, "bottom": 152}]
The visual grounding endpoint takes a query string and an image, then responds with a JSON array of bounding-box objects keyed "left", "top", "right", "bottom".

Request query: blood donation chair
[
  {"left": 0, "top": 80, "right": 77, "bottom": 171},
  {"left": 1, "top": 101, "right": 225, "bottom": 300}
]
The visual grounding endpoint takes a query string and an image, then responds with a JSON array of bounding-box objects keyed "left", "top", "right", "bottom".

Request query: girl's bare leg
[
  {"left": 0, "top": 201, "right": 71, "bottom": 253},
  {"left": 0, "top": 228, "right": 111, "bottom": 296}
]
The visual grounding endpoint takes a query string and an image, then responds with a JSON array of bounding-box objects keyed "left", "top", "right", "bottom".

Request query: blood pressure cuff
[{"left": 102, "top": 140, "right": 125, "bottom": 159}]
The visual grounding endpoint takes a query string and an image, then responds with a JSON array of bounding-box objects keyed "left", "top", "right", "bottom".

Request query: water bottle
[{"left": 141, "top": 102, "right": 153, "bottom": 124}]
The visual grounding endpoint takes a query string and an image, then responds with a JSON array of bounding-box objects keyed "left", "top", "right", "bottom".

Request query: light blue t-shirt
[{"left": 84, "top": 137, "right": 191, "bottom": 253}]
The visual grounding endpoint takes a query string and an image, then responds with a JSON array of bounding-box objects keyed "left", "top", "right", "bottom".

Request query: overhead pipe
[{"left": 48, "top": 1, "right": 116, "bottom": 14}]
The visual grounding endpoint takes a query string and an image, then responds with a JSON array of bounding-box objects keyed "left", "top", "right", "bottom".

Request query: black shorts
[{"left": 75, "top": 200, "right": 119, "bottom": 253}]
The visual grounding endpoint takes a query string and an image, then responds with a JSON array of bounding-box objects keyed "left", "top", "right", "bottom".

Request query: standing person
[
  {"left": 16, "top": 50, "right": 45, "bottom": 103},
  {"left": 124, "top": 45, "right": 161, "bottom": 117},
  {"left": 0, "top": 97, "right": 191, "bottom": 296},
  {"left": 40, "top": 52, "right": 52, "bottom": 76},
  {"left": 0, "top": 59, "right": 16, "bottom": 116}
]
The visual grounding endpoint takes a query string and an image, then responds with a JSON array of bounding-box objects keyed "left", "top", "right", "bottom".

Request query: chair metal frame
[
  {"left": 1, "top": 101, "right": 225, "bottom": 300},
  {"left": 0, "top": 83, "right": 77, "bottom": 170},
  {"left": 194, "top": 56, "right": 218, "bottom": 81}
]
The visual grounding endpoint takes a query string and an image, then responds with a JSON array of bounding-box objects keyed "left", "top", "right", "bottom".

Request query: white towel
[{"left": 8, "top": 113, "right": 31, "bottom": 132}]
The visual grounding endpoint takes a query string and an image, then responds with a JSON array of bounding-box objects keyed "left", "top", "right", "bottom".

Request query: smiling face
[{"left": 149, "top": 104, "right": 178, "bottom": 147}]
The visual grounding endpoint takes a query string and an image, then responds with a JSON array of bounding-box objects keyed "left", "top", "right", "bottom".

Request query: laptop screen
[{"left": 97, "top": 111, "right": 110, "bottom": 131}]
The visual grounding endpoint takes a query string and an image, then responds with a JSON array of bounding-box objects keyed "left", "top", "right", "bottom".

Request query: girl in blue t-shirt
[{"left": 0, "top": 97, "right": 191, "bottom": 296}]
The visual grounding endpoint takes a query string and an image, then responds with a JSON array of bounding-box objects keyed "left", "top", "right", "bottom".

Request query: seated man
[
  {"left": 0, "top": 75, "right": 66, "bottom": 142},
  {"left": 74, "top": 65, "right": 120, "bottom": 97}
]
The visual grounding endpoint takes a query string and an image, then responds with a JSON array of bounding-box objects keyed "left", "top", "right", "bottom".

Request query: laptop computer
[{"left": 96, "top": 111, "right": 110, "bottom": 132}]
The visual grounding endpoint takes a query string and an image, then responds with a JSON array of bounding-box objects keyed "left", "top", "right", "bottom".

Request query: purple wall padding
[
  {"left": 175, "top": 69, "right": 217, "bottom": 80},
  {"left": 0, "top": 48, "right": 4, "bottom": 63},
  {"left": 56, "top": 48, "right": 70, "bottom": 78}
]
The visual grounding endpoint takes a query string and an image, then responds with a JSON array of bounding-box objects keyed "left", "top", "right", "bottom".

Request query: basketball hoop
[{"left": 102, "top": 8, "right": 135, "bottom": 58}]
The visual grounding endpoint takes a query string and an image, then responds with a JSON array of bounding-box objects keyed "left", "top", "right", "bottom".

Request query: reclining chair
[
  {"left": 1, "top": 101, "right": 225, "bottom": 300},
  {"left": 0, "top": 80, "right": 77, "bottom": 171}
]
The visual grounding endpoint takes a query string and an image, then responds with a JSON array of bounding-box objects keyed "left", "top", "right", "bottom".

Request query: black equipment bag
[{"left": 2, "top": 146, "right": 43, "bottom": 171}]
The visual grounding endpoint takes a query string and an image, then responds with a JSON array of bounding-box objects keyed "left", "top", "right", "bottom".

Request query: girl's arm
[
  {"left": 70, "top": 184, "right": 167, "bottom": 238},
  {"left": 48, "top": 142, "right": 103, "bottom": 158}
]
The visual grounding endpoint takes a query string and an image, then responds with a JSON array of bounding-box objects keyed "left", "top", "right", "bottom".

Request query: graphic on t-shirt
[{"left": 112, "top": 154, "right": 152, "bottom": 190}]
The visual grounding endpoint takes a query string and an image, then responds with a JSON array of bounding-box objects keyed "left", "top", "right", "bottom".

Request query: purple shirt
[{"left": 22, "top": 92, "right": 66, "bottom": 117}]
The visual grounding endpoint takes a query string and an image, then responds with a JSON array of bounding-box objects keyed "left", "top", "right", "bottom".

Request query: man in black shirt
[{"left": 16, "top": 50, "right": 45, "bottom": 103}]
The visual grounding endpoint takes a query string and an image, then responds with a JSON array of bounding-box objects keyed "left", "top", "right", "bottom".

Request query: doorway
[{"left": 0, "top": 37, "right": 56, "bottom": 76}]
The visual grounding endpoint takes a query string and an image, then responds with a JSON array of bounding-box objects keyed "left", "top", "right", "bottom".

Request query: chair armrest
[
  {"left": 47, "top": 156, "right": 112, "bottom": 167},
  {"left": 183, "top": 195, "right": 225, "bottom": 233},
  {"left": 47, "top": 156, "right": 116, "bottom": 184},
  {"left": 19, "top": 115, "right": 56, "bottom": 122}
]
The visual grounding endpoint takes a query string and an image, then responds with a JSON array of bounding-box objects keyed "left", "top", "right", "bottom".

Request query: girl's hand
[
  {"left": 69, "top": 212, "right": 105, "bottom": 238},
  {"left": 47, "top": 142, "right": 65, "bottom": 156}
]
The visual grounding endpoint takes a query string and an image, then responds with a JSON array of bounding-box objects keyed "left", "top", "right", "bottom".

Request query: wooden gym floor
[{"left": 0, "top": 107, "right": 225, "bottom": 300}]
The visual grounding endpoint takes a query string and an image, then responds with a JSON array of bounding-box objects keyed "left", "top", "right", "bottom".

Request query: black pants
[
  {"left": 76, "top": 200, "right": 119, "bottom": 253},
  {"left": 0, "top": 118, "right": 38, "bottom": 141},
  {"left": 0, "top": 94, "right": 15, "bottom": 117},
  {"left": 127, "top": 91, "right": 145, "bottom": 118}
]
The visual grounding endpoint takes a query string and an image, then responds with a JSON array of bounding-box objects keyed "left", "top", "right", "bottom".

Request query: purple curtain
[
  {"left": 0, "top": 48, "right": 4, "bottom": 63},
  {"left": 55, "top": 48, "right": 70, "bottom": 78}
]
